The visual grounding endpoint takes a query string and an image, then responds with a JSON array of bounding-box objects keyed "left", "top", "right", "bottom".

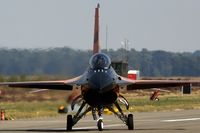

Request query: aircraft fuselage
[{"left": 82, "top": 53, "right": 119, "bottom": 107}]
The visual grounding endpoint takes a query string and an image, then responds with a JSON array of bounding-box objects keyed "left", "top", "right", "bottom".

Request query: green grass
[
  {"left": 1, "top": 94, "right": 200, "bottom": 119},
  {"left": 127, "top": 94, "right": 200, "bottom": 112},
  {"left": 0, "top": 100, "right": 66, "bottom": 119}
]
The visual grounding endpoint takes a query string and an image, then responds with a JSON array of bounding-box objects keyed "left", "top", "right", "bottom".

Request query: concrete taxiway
[{"left": 0, "top": 109, "right": 200, "bottom": 133}]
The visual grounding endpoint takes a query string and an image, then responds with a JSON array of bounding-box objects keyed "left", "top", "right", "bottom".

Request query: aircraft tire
[
  {"left": 127, "top": 114, "right": 134, "bottom": 130},
  {"left": 67, "top": 115, "right": 73, "bottom": 131},
  {"left": 97, "top": 119, "right": 103, "bottom": 131}
]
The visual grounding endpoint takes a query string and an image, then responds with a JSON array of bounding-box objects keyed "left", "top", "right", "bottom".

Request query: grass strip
[{"left": 0, "top": 94, "right": 200, "bottom": 119}]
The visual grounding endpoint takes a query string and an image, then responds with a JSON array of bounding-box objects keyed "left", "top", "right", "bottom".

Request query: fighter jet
[{"left": 0, "top": 3, "right": 199, "bottom": 131}]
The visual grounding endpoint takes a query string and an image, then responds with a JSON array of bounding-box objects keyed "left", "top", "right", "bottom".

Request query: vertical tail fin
[{"left": 93, "top": 3, "right": 100, "bottom": 54}]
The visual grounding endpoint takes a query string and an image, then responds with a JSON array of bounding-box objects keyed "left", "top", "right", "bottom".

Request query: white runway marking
[
  {"left": 74, "top": 124, "right": 125, "bottom": 130},
  {"left": 161, "top": 118, "right": 200, "bottom": 122}
]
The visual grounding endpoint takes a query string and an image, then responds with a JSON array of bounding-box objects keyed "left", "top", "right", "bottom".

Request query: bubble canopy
[{"left": 89, "top": 53, "right": 111, "bottom": 69}]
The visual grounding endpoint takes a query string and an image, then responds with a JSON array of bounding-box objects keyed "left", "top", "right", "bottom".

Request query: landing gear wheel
[
  {"left": 97, "top": 119, "right": 103, "bottom": 131},
  {"left": 67, "top": 115, "right": 73, "bottom": 131},
  {"left": 127, "top": 114, "right": 134, "bottom": 130}
]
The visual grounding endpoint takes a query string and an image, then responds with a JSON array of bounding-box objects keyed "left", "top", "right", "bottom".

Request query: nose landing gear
[
  {"left": 97, "top": 106, "right": 104, "bottom": 131},
  {"left": 97, "top": 118, "right": 103, "bottom": 131}
]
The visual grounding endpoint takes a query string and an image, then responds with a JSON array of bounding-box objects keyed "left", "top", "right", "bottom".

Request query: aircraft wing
[
  {"left": 118, "top": 76, "right": 199, "bottom": 90},
  {"left": 0, "top": 76, "right": 82, "bottom": 90}
]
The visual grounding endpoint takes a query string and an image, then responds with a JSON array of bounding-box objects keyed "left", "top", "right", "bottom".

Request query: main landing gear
[
  {"left": 106, "top": 101, "right": 134, "bottom": 130},
  {"left": 127, "top": 114, "right": 134, "bottom": 130},
  {"left": 67, "top": 115, "right": 73, "bottom": 131},
  {"left": 66, "top": 103, "right": 105, "bottom": 131},
  {"left": 66, "top": 95, "right": 134, "bottom": 131}
]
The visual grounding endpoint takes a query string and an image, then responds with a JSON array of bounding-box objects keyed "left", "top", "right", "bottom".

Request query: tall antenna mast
[{"left": 121, "top": 38, "right": 130, "bottom": 62}]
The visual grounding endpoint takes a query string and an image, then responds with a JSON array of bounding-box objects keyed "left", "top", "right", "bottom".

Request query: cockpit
[{"left": 89, "top": 53, "right": 111, "bottom": 69}]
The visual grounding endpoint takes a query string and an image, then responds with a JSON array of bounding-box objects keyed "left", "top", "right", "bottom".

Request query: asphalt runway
[{"left": 0, "top": 109, "right": 200, "bottom": 133}]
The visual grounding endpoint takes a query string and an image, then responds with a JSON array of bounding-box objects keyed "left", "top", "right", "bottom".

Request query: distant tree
[{"left": 0, "top": 47, "right": 199, "bottom": 77}]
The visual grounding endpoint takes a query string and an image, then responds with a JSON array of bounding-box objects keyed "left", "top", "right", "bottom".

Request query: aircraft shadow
[{"left": 0, "top": 128, "right": 185, "bottom": 132}]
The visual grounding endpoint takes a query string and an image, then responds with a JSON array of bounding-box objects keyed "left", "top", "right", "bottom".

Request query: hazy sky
[{"left": 0, "top": 0, "right": 199, "bottom": 52}]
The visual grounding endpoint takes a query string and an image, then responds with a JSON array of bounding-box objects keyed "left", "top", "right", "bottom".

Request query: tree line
[{"left": 0, "top": 47, "right": 199, "bottom": 77}]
